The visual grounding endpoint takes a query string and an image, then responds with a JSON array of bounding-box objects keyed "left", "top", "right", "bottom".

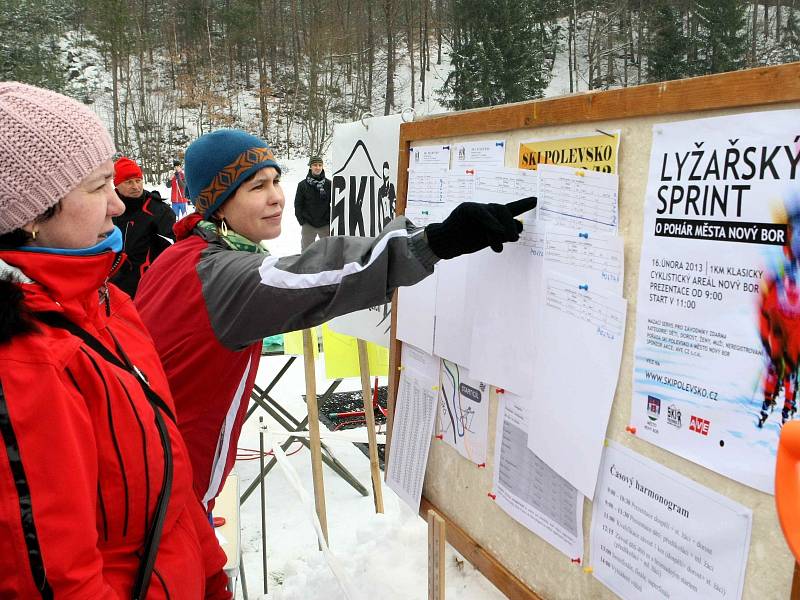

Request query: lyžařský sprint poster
[{"left": 632, "top": 110, "right": 800, "bottom": 494}]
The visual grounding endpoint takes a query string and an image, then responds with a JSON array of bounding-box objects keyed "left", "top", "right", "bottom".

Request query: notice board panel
[{"left": 387, "top": 63, "right": 800, "bottom": 600}]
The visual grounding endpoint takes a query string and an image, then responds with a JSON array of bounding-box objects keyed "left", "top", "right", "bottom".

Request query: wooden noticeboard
[{"left": 386, "top": 62, "right": 800, "bottom": 600}]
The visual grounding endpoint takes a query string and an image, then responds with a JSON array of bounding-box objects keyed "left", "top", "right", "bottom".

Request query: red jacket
[{"left": 0, "top": 248, "right": 230, "bottom": 599}]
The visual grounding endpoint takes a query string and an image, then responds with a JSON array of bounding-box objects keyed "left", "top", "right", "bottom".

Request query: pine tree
[
  {"left": 782, "top": 6, "right": 800, "bottom": 62},
  {"left": 646, "top": 3, "right": 690, "bottom": 83},
  {"left": 437, "top": 0, "right": 557, "bottom": 110},
  {"left": 693, "top": 0, "right": 748, "bottom": 74},
  {"left": 0, "top": 0, "right": 74, "bottom": 90}
]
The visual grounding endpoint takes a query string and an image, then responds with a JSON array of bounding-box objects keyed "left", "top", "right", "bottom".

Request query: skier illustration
[{"left": 758, "top": 192, "right": 800, "bottom": 427}]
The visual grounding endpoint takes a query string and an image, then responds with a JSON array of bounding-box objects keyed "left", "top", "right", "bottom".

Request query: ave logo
[{"left": 689, "top": 415, "right": 710, "bottom": 436}]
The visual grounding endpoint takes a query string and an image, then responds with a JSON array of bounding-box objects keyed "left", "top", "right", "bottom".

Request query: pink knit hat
[{"left": 0, "top": 82, "right": 115, "bottom": 235}]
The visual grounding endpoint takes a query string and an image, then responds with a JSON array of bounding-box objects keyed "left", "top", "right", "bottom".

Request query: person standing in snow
[
  {"left": 111, "top": 156, "right": 175, "bottom": 298},
  {"left": 134, "top": 127, "right": 536, "bottom": 512},
  {"left": 295, "top": 155, "right": 332, "bottom": 250},
  {"left": 169, "top": 159, "right": 189, "bottom": 217},
  {"left": 0, "top": 83, "right": 230, "bottom": 600}
]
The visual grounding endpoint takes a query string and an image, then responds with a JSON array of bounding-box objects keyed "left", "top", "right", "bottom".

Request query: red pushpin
[
  {"left": 213, "top": 516, "right": 226, "bottom": 528},
  {"left": 435, "top": 434, "right": 444, "bottom": 440},
  {"left": 477, "top": 462, "right": 486, "bottom": 469},
  {"left": 496, "top": 388, "right": 505, "bottom": 395},
  {"left": 570, "top": 557, "right": 582, "bottom": 565},
  {"left": 625, "top": 425, "right": 637, "bottom": 435},
  {"left": 487, "top": 492, "right": 497, "bottom": 500}
]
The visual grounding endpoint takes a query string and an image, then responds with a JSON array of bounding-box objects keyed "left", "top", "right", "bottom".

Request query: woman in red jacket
[{"left": 0, "top": 83, "right": 230, "bottom": 599}]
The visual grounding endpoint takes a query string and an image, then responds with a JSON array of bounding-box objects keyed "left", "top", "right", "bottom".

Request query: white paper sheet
[
  {"left": 432, "top": 253, "right": 478, "bottom": 366},
  {"left": 493, "top": 393, "right": 584, "bottom": 560},
  {"left": 466, "top": 222, "right": 545, "bottom": 393},
  {"left": 473, "top": 167, "right": 539, "bottom": 213},
  {"left": 452, "top": 140, "right": 506, "bottom": 168},
  {"left": 445, "top": 169, "right": 476, "bottom": 204},
  {"left": 537, "top": 164, "right": 619, "bottom": 234},
  {"left": 526, "top": 271, "right": 627, "bottom": 498},
  {"left": 407, "top": 171, "right": 448, "bottom": 204},
  {"left": 435, "top": 360, "right": 489, "bottom": 465},
  {"left": 396, "top": 273, "right": 438, "bottom": 354},
  {"left": 544, "top": 226, "right": 624, "bottom": 296},
  {"left": 385, "top": 344, "right": 440, "bottom": 512},
  {"left": 591, "top": 442, "right": 752, "bottom": 600},
  {"left": 409, "top": 145, "right": 450, "bottom": 171}
]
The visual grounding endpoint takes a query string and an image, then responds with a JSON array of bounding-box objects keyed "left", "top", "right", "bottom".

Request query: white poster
[
  {"left": 591, "top": 442, "right": 752, "bottom": 600},
  {"left": 632, "top": 110, "right": 800, "bottom": 494},
  {"left": 493, "top": 393, "right": 584, "bottom": 561},
  {"left": 328, "top": 114, "right": 403, "bottom": 345},
  {"left": 435, "top": 359, "right": 489, "bottom": 465}
]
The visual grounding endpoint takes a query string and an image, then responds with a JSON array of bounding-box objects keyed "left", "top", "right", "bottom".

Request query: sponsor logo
[
  {"left": 647, "top": 396, "right": 661, "bottom": 421},
  {"left": 689, "top": 415, "right": 710, "bottom": 436},
  {"left": 667, "top": 404, "right": 682, "bottom": 428}
]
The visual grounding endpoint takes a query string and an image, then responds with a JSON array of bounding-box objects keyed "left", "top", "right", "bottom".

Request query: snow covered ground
[{"left": 225, "top": 161, "right": 505, "bottom": 599}]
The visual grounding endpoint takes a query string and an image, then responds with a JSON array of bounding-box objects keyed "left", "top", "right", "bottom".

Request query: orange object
[
  {"left": 776, "top": 421, "right": 800, "bottom": 561},
  {"left": 625, "top": 425, "right": 637, "bottom": 435}
]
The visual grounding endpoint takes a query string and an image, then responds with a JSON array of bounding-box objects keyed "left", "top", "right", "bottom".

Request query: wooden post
[
  {"left": 428, "top": 509, "right": 446, "bottom": 600},
  {"left": 302, "top": 328, "right": 328, "bottom": 546},
  {"left": 356, "top": 339, "right": 385, "bottom": 513}
]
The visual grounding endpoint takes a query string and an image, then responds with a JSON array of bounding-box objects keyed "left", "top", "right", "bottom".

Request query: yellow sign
[
  {"left": 518, "top": 131, "right": 620, "bottom": 174},
  {"left": 282, "top": 328, "right": 319, "bottom": 357},
  {"left": 283, "top": 326, "right": 389, "bottom": 379},
  {"left": 322, "top": 324, "right": 389, "bottom": 379}
]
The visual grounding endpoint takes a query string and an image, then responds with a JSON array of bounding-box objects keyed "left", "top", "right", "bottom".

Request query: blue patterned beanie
[{"left": 185, "top": 129, "right": 281, "bottom": 219}]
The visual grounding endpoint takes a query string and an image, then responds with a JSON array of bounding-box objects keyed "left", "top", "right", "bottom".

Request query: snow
[{"left": 230, "top": 164, "right": 505, "bottom": 599}]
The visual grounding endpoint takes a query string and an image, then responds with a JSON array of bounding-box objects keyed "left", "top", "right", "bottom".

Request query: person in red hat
[{"left": 112, "top": 156, "right": 176, "bottom": 297}]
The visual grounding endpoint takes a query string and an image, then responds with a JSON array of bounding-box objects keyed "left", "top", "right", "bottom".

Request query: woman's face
[
  {"left": 217, "top": 167, "right": 285, "bottom": 243},
  {"left": 25, "top": 159, "right": 124, "bottom": 249}
]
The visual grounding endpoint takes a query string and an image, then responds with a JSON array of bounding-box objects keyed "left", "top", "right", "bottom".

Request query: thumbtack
[
  {"left": 477, "top": 462, "right": 486, "bottom": 469},
  {"left": 583, "top": 566, "right": 594, "bottom": 574},
  {"left": 495, "top": 388, "right": 505, "bottom": 395},
  {"left": 570, "top": 557, "right": 582, "bottom": 565},
  {"left": 487, "top": 492, "right": 497, "bottom": 500},
  {"left": 625, "top": 425, "right": 637, "bottom": 435},
  {"left": 603, "top": 439, "right": 609, "bottom": 447},
  {"left": 578, "top": 284, "right": 589, "bottom": 291},
  {"left": 575, "top": 170, "right": 586, "bottom": 177},
  {"left": 431, "top": 385, "right": 440, "bottom": 391},
  {"left": 578, "top": 231, "right": 589, "bottom": 239},
  {"left": 435, "top": 434, "right": 444, "bottom": 440},
  {"left": 397, "top": 365, "right": 405, "bottom": 371}
]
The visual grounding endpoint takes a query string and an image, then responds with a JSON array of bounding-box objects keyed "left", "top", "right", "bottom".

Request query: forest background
[{"left": 4, "top": 0, "right": 800, "bottom": 183}]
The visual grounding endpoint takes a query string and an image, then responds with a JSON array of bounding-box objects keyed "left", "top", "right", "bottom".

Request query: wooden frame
[{"left": 386, "top": 62, "right": 800, "bottom": 599}]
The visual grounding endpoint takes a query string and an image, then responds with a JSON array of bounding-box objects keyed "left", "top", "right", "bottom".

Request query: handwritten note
[{"left": 537, "top": 164, "right": 619, "bottom": 233}]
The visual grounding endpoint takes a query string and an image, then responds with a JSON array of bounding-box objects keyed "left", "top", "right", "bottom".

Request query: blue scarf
[{"left": 17, "top": 227, "right": 123, "bottom": 256}]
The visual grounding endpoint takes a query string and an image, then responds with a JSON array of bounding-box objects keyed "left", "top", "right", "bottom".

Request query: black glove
[{"left": 425, "top": 196, "right": 537, "bottom": 260}]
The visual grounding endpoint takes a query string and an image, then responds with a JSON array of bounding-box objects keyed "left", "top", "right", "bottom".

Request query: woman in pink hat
[{"left": 0, "top": 83, "right": 230, "bottom": 599}]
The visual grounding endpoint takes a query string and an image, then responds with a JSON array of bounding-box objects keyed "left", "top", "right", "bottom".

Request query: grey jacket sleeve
[{"left": 197, "top": 216, "right": 439, "bottom": 349}]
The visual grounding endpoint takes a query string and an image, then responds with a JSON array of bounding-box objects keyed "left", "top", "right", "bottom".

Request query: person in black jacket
[
  {"left": 295, "top": 155, "right": 331, "bottom": 250},
  {"left": 111, "top": 157, "right": 176, "bottom": 297}
]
